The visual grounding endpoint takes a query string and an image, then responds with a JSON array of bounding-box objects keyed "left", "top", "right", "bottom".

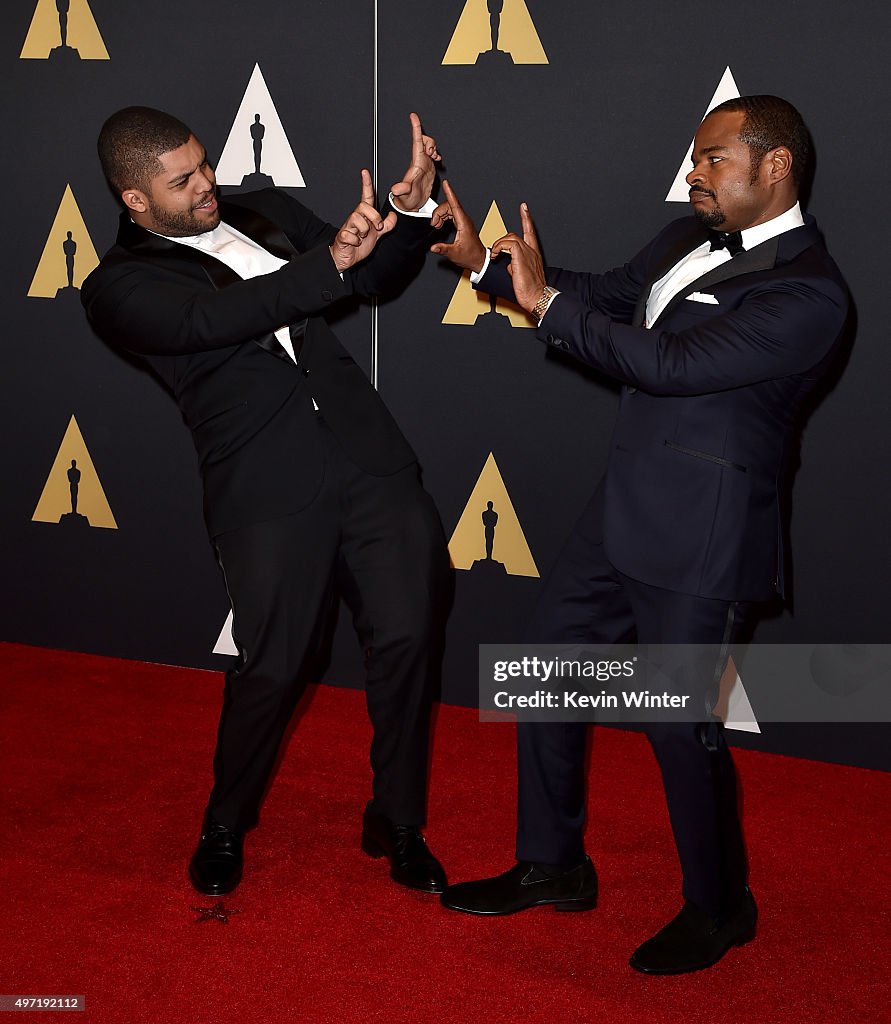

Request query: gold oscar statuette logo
[
  {"left": 20, "top": 0, "right": 109, "bottom": 61},
  {"left": 33, "top": 415, "right": 117, "bottom": 530},
  {"left": 448, "top": 452, "right": 538, "bottom": 577},
  {"left": 443, "top": 0, "right": 547, "bottom": 66},
  {"left": 29, "top": 185, "right": 99, "bottom": 300},
  {"left": 442, "top": 201, "right": 537, "bottom": 328}
]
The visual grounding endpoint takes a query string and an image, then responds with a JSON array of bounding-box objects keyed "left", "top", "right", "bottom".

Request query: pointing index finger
[
  {"left": 520, "top": 202, "right": 539, "bottom": 248},
  {"left": 360, "top": 168, "right": 376, "bottom": 207},
  {"left": 409, "top": 111, "right": 424, "bottom": 155},
  {"left": 442, "top": 180, "right": 467, "bottom": 222}
]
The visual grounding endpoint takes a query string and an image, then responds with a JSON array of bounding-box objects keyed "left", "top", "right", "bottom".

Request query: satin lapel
[
  {"left": 117, "top": 211, "right": 244, "bottom": 290},
  {"left": 651, "top": 235, "right": 779, "bottom": 327},
  {"left": 116, "top": 210, "right": 294, "bottom": 362},
  {"left": 219, "top": 202, "right": 302, "bottom": 362},
  {"left": 632, "top": 223, "right": 709, "bottom": 327}
]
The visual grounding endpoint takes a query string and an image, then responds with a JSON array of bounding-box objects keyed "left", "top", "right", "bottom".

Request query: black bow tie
[{"left": 709, "top": 230, "right": 745, "bottom": 256}]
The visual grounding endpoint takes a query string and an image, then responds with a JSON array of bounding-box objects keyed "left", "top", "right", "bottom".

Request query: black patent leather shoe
[
  {"left": 361, "top": 808, "right": 447, "bottom": 894},
  {"left": 188, "top": 818, "right": 244, "bottom": 896},
  {"left": 629, "top": 887, "right": 757, "bottom": 974},
  {"left": 440, "top": 858, "right": 598, "bottom": 915}
]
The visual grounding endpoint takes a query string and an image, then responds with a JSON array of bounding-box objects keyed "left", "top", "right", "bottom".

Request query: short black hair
[
  {"left": 710, "top": 95, "right": 811, "bottom": 186},
  {"left": 97, "top": 106, "right": 192, "bottom": 194}
]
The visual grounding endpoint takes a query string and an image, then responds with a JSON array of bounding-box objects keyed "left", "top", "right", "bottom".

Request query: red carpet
[{"left": 1, "top": 642, "right": 888, "bottom": 1023}]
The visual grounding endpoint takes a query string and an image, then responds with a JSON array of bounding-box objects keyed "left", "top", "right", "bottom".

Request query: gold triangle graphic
[
  {"left": 442, "top": 201, "right": 537, "bottom": 327},
  {"left": 33, "top": 415, "right": 118, "bottom": 529},
  {"left": 28, "top": 185, "right": 99, "bottom": 298},
  {"left": 20, "top": 0, "right": 109, "bottom": 59},
  {"left": 448, "top": 453, "right": 538, "bottom": 577},
  {"left": 443, "top": 0, "right": 548, "bottom": 65}
]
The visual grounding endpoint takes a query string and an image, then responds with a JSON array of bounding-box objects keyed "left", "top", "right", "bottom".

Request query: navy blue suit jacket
[{"left": 479, "top": 214, "right": 850, "bottom": 601}]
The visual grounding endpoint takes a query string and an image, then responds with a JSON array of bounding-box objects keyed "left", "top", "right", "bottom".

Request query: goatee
[
  {"left": 692, "top": 202, "right": 726, "bottom": 229},
  {"left": 147, "top": 192, "right": 221, "bottom": 237}
]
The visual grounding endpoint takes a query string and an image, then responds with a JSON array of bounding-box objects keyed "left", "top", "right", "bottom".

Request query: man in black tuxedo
[
  {"left": 432, "top": 96, "right": 849, "bottom": 972},
  {"left": 83, "top": 106, "right": 452, "bottom": 898}
]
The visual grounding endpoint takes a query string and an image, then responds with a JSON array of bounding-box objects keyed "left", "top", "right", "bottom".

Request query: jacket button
[
  {"left": 301, "top": 368, "right": 310, "bottom": 377},
  {"left": 322, "top": 289, "right": 333, "bottom": 301},
  {"left": 627, "top": 387, "right": 637, "bottom": 394}
]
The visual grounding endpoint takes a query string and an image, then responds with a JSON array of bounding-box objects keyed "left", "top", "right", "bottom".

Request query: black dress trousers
[
  {"left": 516, "top": 485, "right": 750, "bottom": 918},
  {"left": 209, "top": 413, "right": 449, "bottom": 834}
]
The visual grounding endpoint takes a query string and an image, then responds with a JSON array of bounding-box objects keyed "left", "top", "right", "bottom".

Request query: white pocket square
[{"left": 687, "top": 291, "right": 719, "bottom": 304}]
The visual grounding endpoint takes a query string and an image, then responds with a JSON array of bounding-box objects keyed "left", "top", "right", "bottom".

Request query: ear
[
  {"left": 121, "top": 189, "right": 147, "bottom": 215},
  {"left": 766, "top": 146, "right": 793, "bottom": 185}
]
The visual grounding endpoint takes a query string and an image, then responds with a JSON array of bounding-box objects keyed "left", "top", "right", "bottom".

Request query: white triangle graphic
[
  {"left": 215, "top": 64, "right": 306, "bottom": 187},
  {"left": 665, "top": 66, "right": 741, "bottom": 203},
  {"left": 715, "top": 662, "right": 761, "bottom": 734},
  {"left": 213, "top": 609, "right": 238, "bottom": 656}
]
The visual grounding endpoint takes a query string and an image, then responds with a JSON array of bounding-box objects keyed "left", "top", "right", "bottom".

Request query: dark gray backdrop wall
[{"left": 2, "top": 1, "right": 889, "bottom": 769}]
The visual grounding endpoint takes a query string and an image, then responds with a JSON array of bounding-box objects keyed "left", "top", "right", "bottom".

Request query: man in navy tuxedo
[
  {"left": 83, "top": 107, "right": 453, "bottom": 899},
  {"left": 432, "top": 96, "right": 849, "bottom": 973}
]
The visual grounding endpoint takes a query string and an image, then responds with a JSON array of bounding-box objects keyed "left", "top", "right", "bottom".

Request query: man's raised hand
[
  {"left": 329, "top": 169, "right": 396, "bottom": 273},
  {"left": 489, "top": 202, "right": 547, "bottom": 312},
  {"left": 390, "top": 112, "right": 441, "bottom": 213},
  {"left": 429, "top": 181, "right": 487, "bottom": 274}
]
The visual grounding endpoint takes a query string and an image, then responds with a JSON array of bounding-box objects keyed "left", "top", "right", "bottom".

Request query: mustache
[
  {"left": 192, "top": 184, "right": 217, "bottom": 210},
  {"left": 689, "top": 186, "right": 716, "bottom": 199}
]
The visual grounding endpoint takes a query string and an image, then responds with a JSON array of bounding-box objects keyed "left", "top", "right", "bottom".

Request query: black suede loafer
[
  {"left": 188, "top": 819, "right": 244, "bottom": 896},
  {"left": 629, "top": 887, "right": 757, "bottom": 974},
  {"left": 361, "top": 808, "right": 447, "bottom": 894},
  {"left": 440, "top": 858, "right": 598, "bottom": 915}
]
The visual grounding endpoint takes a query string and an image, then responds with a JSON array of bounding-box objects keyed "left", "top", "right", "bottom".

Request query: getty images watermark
[{"left": 478, "top": 644, "right": 891, "bottom": 723}]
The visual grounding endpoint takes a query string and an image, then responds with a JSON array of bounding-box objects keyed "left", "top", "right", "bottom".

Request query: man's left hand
[
  {"left": 490, "top": 203, "right": 547, "bottom": 313},
  {"left": 390, "top": 112, "right": 441, "bottom": 213}
]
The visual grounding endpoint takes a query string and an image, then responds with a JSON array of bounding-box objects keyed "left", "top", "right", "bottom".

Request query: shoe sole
[
  {"left": 440, "top": 893, "right": 598, "bottom": 916},
  {"left": 629, "top": 926, "right": 757, "bottom": 975}
]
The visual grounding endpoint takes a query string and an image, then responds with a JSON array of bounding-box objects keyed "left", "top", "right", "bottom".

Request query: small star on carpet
[{"left": 191, "top": 902, "right": 242, "bottom": 924}]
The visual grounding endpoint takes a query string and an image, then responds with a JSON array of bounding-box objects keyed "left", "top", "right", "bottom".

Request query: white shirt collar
[
  {"left": 739, "top": 201, "right": 804, "bottom": 251},
  {"left": 138, "top": 219, "right": 233, "bottom": 249}
]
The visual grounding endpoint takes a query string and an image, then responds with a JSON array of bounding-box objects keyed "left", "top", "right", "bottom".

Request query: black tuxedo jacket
[
  {"left": 83, "top": 189, "right": 431, "bottom": 537},
  {"left": 480, "top": 215, "right": 850, "bottom": 601}
]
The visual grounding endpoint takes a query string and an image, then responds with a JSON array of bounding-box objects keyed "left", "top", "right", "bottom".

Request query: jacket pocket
[{"left": 663, "top": 439, "right": 746, "bottom": 473}]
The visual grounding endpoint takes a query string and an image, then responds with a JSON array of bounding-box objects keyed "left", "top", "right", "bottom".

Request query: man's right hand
[
  {"left": 430, "top": 180, "right": 487, "bottom": 274},
  {"left": 329, "top": 169, "right": 397, "bottom": 273}
]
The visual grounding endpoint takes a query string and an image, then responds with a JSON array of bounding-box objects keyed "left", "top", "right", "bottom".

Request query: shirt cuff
[
  {"left": 469, "top": 248, "right": 492, "bottom": 285},
  {"left": 389, "top": 194, "right": 439, "bottom": 218}
]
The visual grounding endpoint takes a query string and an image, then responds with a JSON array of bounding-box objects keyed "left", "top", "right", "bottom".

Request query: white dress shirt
[{"left": 644, "top": 202, "right": 804, "bottom": 327}]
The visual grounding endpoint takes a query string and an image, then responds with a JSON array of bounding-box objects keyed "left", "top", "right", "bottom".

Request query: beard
[
  {"left": 146, "top": 189, "right": 221, "bottom": 237},
  {"left": 690, "top": 189, "right": 726, "bottom": 228}
]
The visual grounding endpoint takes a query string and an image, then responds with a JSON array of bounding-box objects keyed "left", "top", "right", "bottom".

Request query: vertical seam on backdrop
[{"left": 371, "top": 0, "right": 380, "bottom": 390}]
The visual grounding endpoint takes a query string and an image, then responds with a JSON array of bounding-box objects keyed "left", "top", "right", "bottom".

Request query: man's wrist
[
  {"left": 531, "top": 285, "right": 560, "bottom": 324},
  {"left": 469, "top": 248, "right": 492, "bottom": 284},
  {"left": 389, "top": 194, "right": 438, "bottom": 218},
  {"left": 328, "top": 245, "right": 347, "bottom": 278}
]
